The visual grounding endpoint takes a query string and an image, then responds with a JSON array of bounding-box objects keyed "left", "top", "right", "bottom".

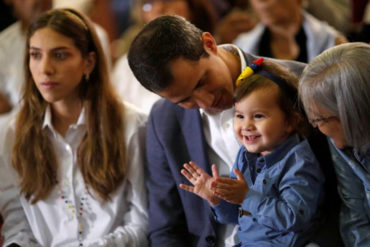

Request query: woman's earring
[{"left": 85, "top": 73, "right": 90, "bottom": 81}]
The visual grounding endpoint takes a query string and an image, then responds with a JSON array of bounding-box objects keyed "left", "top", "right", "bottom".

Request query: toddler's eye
[
  {"left": 235, "top": 113, "right": 244, "bottom": 119},
  {"left": 254, "top": 113, "right": 265, "bottom": 119}
]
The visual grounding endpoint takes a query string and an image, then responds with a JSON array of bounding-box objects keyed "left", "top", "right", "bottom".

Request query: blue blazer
[
  {"left": 146, "top": 52, "right": 307, "bottom": 247},
  {"left": 147, "top": 101, "right": 217, "bottom": 246}
]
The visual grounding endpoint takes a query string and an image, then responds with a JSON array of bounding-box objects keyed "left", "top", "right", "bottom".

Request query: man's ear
[
  {"left": 201, "top": 32, "right": 218, "bottom": 55},
  {"left": 85, "top": 51, "right": 97, "bottom": 75}
]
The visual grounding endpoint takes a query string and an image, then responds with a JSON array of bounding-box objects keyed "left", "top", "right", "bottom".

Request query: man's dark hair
[{"left": 128, "top": 15, "right": 208, "bottom": 92}]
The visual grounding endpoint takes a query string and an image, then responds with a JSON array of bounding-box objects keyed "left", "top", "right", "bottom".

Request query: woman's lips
[{"left": 40, "top": 81, "right": 59, "bottom": 89}]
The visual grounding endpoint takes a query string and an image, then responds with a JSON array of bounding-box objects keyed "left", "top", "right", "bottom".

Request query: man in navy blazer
[{"left": 128, "top": 15, "right": 340, "bottom": 247}]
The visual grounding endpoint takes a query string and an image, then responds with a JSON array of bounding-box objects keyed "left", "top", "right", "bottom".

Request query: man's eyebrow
[
  {"left": 173, "top": 79, "right": 202, "bottom": 104},
  {"left": 174, "top": 73, "right": 207, "bottom": 104},
  {"left": 174, "top": 95, "right": 192, "bottom": 105}
]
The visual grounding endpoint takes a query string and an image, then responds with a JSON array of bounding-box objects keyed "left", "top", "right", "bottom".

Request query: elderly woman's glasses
[{"left": 309, "top": 116, "right": 337, "bottom": 127}]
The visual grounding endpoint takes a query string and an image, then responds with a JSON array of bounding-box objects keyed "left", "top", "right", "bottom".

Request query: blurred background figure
[
  {"left": 212, "top": 0, "right": 257, "bottom": 44},
  {"left": 112, "top": 0, "right": 218, "bottom": 61},
  {"left": 0, "top": 0, "right": 52, "bottom": 115},
  {"left": 0, "top": 0, "right": 16, "bottom": 31},
  {"left": 111, "top": 0, "right": 219, "bottom": 114},
  {"left": 234, "top": 0, "right": 347, "bottom": 63},
  {"left": 53, "top": 0, "right": 93, "bottom": 13},
  {"left": 304, "top": 0, "right": 369, "bottom": 42},
  {"left": 213, "top": 7, "right": 256, "bottom": 44},
  {"left": 0, "top": 0, "right": 110, "bottom": 116},
  {"left": 347, "top": 0, "right": 370, "bottom": 42},
  {"left": 303, "top": 0, "right": 351, "bottom": 35}
]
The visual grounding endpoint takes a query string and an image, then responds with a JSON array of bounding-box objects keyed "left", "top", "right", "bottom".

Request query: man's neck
[
  {"left": 200, "top": 105, "right": 234, "bottom": 117},
  {"left": 218, "top": 45, "right": 242, "bottom": 89}
]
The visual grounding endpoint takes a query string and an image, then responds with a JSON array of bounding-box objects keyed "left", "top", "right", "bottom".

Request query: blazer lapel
[{"left": 176, "top": 108, "right": 212, "bottom": 174}]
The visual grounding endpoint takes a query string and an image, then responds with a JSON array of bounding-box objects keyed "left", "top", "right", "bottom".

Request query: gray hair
[{"left": 299, "top": 42, "right": 370, "bottom": 151}]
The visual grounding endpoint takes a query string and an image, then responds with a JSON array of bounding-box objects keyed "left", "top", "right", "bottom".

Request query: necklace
[{"left": 58, "top": 178, "right": 89, "bottom": 246}]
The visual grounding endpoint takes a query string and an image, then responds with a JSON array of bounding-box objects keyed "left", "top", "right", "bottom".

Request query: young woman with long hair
[{"left": 0, "top": 8, "right": 147, "bottom": 246}]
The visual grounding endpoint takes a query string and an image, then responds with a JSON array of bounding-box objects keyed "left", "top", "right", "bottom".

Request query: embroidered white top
[{"left": 0, "top": 102, "right": 148, "bottom": 247}]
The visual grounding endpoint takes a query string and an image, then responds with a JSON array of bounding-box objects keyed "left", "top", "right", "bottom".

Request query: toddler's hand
[
  {"left": 180, "top": 162, "right": 221, "bottom": 206},
  {"left": 211, "top": 168, "right": 249, "bottom": 205}
]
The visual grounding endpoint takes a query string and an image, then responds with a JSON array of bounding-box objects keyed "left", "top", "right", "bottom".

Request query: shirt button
[
  {"left": 256, "top": 168, "right": 261, "bottom": 173},
  {"left": 205, "top": 236, "right": 216, "bottom": 244},
  {"left": 263, "top": 179, "right": 267, "bottom": 184},
  {"left": 224, "top": 123, "right": 230, "bottom": 129},
  {"left": 253, "top": 218, "right": 257, "bottom": 222}
]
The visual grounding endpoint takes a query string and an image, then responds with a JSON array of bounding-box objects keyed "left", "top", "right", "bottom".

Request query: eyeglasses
[{"left": 309, "top": 116, "right": 337, "bottom": 127}]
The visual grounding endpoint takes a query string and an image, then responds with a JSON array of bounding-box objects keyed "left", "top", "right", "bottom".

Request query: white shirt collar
[
  {"left": 42, "top": 105, "right": 53, "bottom": 129},
  {"left": 218, "top": 43, "right": 246, "bottom": 72},
  {"left": 234, "top": 44, "right": 247, "bottom": 71},
  {"left": 42, "top": 104, "right": 87, "bottom": 131}
]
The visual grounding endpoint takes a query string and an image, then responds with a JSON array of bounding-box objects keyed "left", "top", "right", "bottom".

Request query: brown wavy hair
[{"left": 12, "top": 8, "right": 126, "bottom": 204}]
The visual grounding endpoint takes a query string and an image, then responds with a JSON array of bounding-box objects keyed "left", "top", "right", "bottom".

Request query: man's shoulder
[
  {"left": 149, "top": 99, "right": 201, "bottom": 131},
  {"left": 264, "top": 57, "right": 306, "bottom": 76},
  {"left": 240, "top": 50, "right": 307, "bottom": 77},
  {"left": 150, "top": 98, "right": 198, "bottom": 118},
  {"left": 151, "top": 98, "right": 178, "bottom": 115}
]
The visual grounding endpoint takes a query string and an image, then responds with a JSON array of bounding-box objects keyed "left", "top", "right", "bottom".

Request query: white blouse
[{"left": 0, "top": 102, "right": 148, "bottom": 247}]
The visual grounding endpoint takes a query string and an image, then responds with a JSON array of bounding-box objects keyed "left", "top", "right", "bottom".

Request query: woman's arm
[
  {"left": 0, "top": 121, "right": 40, "bottom": 247},
  {"left": 330, "top": 144, "right": 370, "bottom": 247},
  {"left": 0, "top": 168, "right": 41, "bottom": 246}
]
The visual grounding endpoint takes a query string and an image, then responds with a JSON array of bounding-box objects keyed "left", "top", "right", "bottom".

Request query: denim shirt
[
  {"left": 213, "top": 135, "right": 325, "bottom": 247},
  {"left": 329, "top": 140, "right": 370, "bottom": 247}
]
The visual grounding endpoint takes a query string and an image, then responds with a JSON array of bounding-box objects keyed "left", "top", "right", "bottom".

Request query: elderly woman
[{"left": 299, "top": 42, "right": 370, "bottom": 247}]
